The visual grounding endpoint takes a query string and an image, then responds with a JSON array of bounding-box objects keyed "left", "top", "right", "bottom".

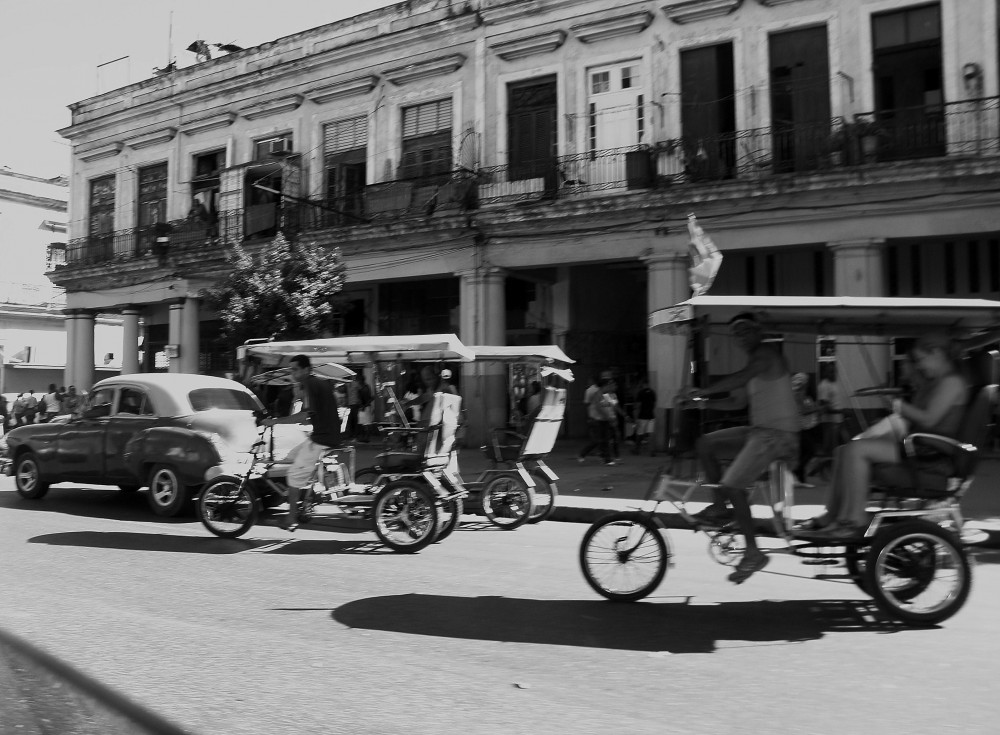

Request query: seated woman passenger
[{"left": 799, "top": 333, "right": 968, "bottom": 539}]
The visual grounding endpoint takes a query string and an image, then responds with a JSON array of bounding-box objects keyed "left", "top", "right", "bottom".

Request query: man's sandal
[{"left": 728, "top": 554, "right": 769, "bottom": 584}]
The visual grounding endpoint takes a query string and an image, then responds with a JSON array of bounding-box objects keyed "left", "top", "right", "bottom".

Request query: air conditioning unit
[{"left": 268, "top": 138, "right": 293, "bottom": 156}]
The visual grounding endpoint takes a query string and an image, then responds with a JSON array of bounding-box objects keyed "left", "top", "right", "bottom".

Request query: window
[
  {"left": 400, "top": 99, "right": 452, "bottom": 180},
  {"left": 323, "top": 117, "right": 367, "bottom": 225},
  {"left": 191, "top": 149, "right": 224, "bottom": 220},
  {"left": 88, "top": 175, "right": 116, "bottom": 237},
  {"left": 591, "top": 71, "right": 610, "bottom": 94},
  {"left": 507, "top": 77, "right": 558, "bottom": 183},
  {"left": 116, "top": 388, "right": 153, "bottom": 416},
  {"left": 85, "top": 388, "right": 115, "bottom": 417},
  {"left": 137, "top": 163, "right": 168, "bottom": 231},
  {"left": 621, "top": 66, "right": 639, "bottom": 89},
  {"left": 680, "top": 43, "right": 736, "bottom": 179},
  {"left": 188, "top": 388, "right": 261, "bottom": 412}
]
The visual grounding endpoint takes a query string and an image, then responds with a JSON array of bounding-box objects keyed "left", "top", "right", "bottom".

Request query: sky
[{"left": 0, "top": 0, "right": 399, "bottom": 178}]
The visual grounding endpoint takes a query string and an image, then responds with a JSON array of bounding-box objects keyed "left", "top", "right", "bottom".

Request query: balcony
[{"left": 61, "top": 97, "right": 999, "bottom": 269}]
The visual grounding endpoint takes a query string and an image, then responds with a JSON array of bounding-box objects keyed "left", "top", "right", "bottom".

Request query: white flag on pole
[{"left": 687, "top": 213, "right": 722, "bottom": 297}]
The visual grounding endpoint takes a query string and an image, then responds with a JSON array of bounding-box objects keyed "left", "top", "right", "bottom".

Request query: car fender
[{"left": 124, "top": 427, "right": 219, "bottom": 487}]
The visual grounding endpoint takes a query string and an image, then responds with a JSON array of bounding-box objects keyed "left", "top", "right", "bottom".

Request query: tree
[{"left": 203, "top": 232, "right": 347, "bottom": 349}]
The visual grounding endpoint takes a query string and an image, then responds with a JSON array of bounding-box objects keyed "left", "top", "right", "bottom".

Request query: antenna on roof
[{"left": 153, "top": 12, "right": 177, "bottom": 76}]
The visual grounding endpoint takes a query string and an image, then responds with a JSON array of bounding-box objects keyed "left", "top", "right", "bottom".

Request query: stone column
[
  {"left": 167, "top": 300, "right": 185, "bottom": 374},
  {"left": 181, "top": 297, "right": 201, "bottom": 374},
  {"left": 63, "top": 310, "right": 78, "bottom": 388},
  {"left": 643, "top": 250, "right": 691, "bottom": 452},
  {"left": 121, "top": 307, "right": 141, "bottom": 375},
  {"left": 457, "top": 267, "right": 506, "bottom": 446},
  {"left": 73, "top": 311, "right": 96, "bottom": 392},
  {"left": 829, "top": 238, "right": 890, "bottom": 413}
]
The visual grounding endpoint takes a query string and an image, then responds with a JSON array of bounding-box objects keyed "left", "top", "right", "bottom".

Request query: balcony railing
[{"left": 61, "top": 97, "right": 1000, "bottom": 268}]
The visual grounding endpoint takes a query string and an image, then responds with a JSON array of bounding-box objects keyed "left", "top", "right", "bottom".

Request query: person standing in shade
[
  {"left": 40, "top": 384, "right": 61, "bottom": 422},
  {"left": 632, "top": 377, "right": 657, "bottom": 456},
  {"left": 22, "top": 391, "right": 38, "bottom": 425},
  {"left": 577, "top": 372, "right": 617, "bottom": 466}
]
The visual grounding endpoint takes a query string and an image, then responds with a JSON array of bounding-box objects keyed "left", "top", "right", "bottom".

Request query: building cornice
[
  {"left": 382, "top": 53, "right": 467, "bottom": 85},
  {"left": 661, "top": 0, "right": 743, "bottom": 24},
  {"left": 305, "top": 75, "right": 380, "bottom": 104},
  {"left": 490, "top": 30, "right": 567, "bottom": 61},
  {"left": 78, "top": 142, "right": 124, "bottom": 162},
  {"left": 479, "top": 0, "right": 590, "bottom": 26},
  {"left": 238, "top": 94, "right": 305, "bottom": 120},
  {"left": 180, "top": 112, "right": 237, "bottom": 136},
  {"left": 570, "top": 10, "right": 653, "bottom": 43},
  {"left": 756, "top": 0, "right": 809, "bottom": 5},
  {"left": 125, "top": 127, "right": 178, "bottom": 150}
]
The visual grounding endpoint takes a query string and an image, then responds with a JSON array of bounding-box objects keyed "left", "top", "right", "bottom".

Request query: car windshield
[{"left": 188, "top": 388, "right": 260, "bottom": 412}]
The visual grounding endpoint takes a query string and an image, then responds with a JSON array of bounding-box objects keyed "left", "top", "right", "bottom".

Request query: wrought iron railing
[{"left": 61, "top": 97, "right": 1000, "bottom": 267}]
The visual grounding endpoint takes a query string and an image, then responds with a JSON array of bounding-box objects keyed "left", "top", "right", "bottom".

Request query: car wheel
[
  {"left": 14, "top": 452, "right": 50, "bottom": 499},
  {"left": 146, "top": 464, "right": 190, "bottom": 517}
]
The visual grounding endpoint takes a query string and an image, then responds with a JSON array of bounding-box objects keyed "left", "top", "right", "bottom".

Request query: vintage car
[{"left": 4, "top": 373, "right": 264, "bottom": 517}]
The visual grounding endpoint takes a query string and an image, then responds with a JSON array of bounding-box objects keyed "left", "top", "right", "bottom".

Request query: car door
[
  {"left": 54, "top": 387, "right": 115, "bottom": 481},
  {"left": 103, "top": 387, "right": 159, "bottom": 482}
]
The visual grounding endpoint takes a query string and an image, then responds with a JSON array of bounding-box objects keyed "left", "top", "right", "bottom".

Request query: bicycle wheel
[
  {"left": 580, "top": 512, "right": 668, "bottom": 602},
  {"left": 526, "top": 472, "right": 557, "bottom": 524},
  {"left": 372, "top": 479, "right": 440, "bottom": 553},
  {"left": 480, "top": 472, "right": 534, "bottom": 530},
  {"left": 864, "top": 520, "right": 971, "bottom": 625},
  {"left": 198, "top": 479, "right": 258, "bottom": 538},
  {"left": 435, "top": 496, "right": 464, "bottom": 542}
]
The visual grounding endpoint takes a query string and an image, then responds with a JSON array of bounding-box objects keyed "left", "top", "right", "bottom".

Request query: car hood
[{"left": 184, "top": 410, "right": 261, "bottom": 452}]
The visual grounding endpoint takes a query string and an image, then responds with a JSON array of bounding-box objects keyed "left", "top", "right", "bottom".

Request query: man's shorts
[
  {"left": 706, "top": 426, "right": 799, "bottom": 489},
  {"left": 286, "top": 438, "right": 335, "bottom": 489}
]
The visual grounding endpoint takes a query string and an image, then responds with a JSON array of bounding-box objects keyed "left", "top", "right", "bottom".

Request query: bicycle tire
[{"left": 579, "top": 512, "right": 668, "bottom": 602}]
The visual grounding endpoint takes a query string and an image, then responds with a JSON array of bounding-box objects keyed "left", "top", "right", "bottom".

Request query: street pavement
[{"left": 350, "top": 438, "right": 1000, "bottom": 546}]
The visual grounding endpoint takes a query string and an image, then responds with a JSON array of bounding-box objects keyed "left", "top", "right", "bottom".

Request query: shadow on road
[
  {"left": 27, "top": 531, "right": 387, "bottom": 555},
  {"left": 0, "top": 487, "right": 189, "bottom": 524},
  {"left": 333, "top": 593, "right": 910, "bottom": 653}
]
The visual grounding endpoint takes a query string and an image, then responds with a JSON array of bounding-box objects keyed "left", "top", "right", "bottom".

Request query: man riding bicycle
[{"left": 264, "top": 354, "right": 343, "bottom": 531}]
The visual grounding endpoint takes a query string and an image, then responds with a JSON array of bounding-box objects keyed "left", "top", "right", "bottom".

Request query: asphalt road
[{"left": 1, "top": 480, "right": 999, "bottom": 735}]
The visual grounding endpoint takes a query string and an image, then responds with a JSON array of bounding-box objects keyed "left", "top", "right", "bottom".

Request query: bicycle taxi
[
  {"left": 580, "top": 295, "right": 1000, "bottom": 625},
  {"left": 464, "top": 345, "right": 574, "bottom": 527},
  {"left": 196, "top": 334, "right": 472, "bottom": 552}
]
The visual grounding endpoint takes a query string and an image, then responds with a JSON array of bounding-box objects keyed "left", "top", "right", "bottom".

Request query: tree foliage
[{"left": 203, "top": 232, "right": 347, "bottom": 348}]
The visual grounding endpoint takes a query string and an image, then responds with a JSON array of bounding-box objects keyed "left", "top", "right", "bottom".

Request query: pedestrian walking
[
  {"left": 11, "top": 393, "right": 26, "bottom": 426},
  {"left": 577, "top": 371, "right": 618, "bottom": 466},
  {"left": 22, "top": 391, "right": 38, "bottom": 425},
  {"left": 40, "top": 384, "right": 61, "bottom": 422}
]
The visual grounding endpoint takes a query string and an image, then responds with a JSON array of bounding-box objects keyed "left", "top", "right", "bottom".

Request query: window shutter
[
  {"left": 324, "top": 117, "right": 368, "bottom": 155},
  {"left": 402, "top": 99, "right": 453, "bottom": 139}
]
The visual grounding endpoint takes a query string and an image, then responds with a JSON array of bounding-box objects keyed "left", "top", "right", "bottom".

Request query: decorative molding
[
  {"left": 305, "top": 75, "right": 379, "bottom": 104},
  {"left": 570, "top": 11, "right": 653, "bottom": 43},
  {"left": 125, "top": 127, "right": 177, "bottom": 150},
  {"left": 180, "top": 112, "right": 237, "bottom": 136},
  {"left": 79, "top": 142, "right": 124, "bottom": 162},
  {"left": 239, "top": 94, "right": 305, "bottom": 120},
  {"left": 479, "top": 0, "right": 588, "bottom": 26},
  {"left": 382, "top": 54, "right": 466, "bottom": 86},
  {"left": 756, "top": 0, "right": 809, "bottom": 5},
  {"left": 661, "top": 0, "right": 742, "bottom": 24},
  {"left": 490, "top": 30, "right": 567, "bottom": 61}
]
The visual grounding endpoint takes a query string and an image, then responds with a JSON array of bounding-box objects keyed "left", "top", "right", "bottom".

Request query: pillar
[
  {"left": 643, "top": 250, "right": 691, "bottom": 452},
  {"left": 167, "top": 300, "right": 184, "bottom": 374},
  {"left": 457, "top": 267, "right": 506, "bottom": 446},
  {"left": 829, "top": 238, "right": 890, "bottom": 411},
  {"left": 121, "top": 307, "right": 141, "bottom": 375},
  {"left": 63, "top": 310, "right": 78, "bottom": 388},
  {"left": 73, "top": 310, "right": 96, "bottom": 392},
  {"left": 181, "top": 297, "right": 201, "bottom": 374}
]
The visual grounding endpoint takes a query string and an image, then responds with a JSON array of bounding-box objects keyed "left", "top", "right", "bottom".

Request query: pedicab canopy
[
  {"left": 238, "top": 334, "right": 476, "bottom": 369},
  {"left": 250, "top": 362, "right": 355, "bottom": 387},
  {"left": 468, "top": 345, "right": 576, "bottom": 382},
  {"left": 649, "top": 295, "right": 1000, "bottom": 343}
]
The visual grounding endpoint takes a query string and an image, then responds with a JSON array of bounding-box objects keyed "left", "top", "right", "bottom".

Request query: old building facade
[{"left": 54, "top": 0, "right": 1000, "bottom": 441}]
